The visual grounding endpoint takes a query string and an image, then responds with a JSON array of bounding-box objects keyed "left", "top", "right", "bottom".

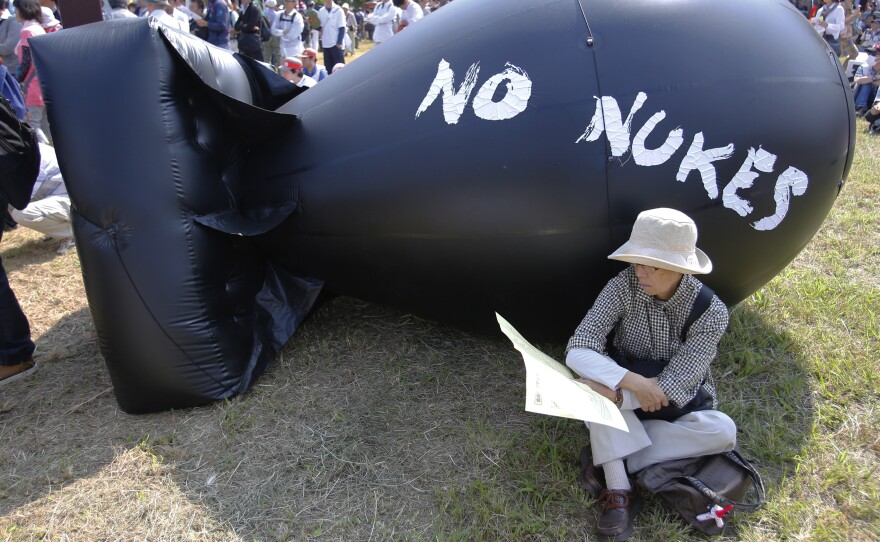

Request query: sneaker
[
  {"left": 595, "top": 488, "right": 643, "bottom": 542},
  {"left": 0, "top": 359, "right": 38, "bottom": 387}
]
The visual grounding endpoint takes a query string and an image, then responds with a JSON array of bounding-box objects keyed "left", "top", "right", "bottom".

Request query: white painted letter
[
  {"left": 752, "top": 167, "right": 809, "bottom": 231},
  {"left": 631, "top": 111, "right": 684, "bottom": 166},
  {"left": 415, "top": 59, "right": 480, "bottom": 125},
  {"left": 676, "top": 132, "right": 735, "bottom": 199},
  {"left": 575, "top": 92, "right": 648, "bottom": 157},
  {"left": 722, "top": 146, "right": 777, "bottom": 216},
  {"left": 472, "top": 63, "right": 532, "bottom": 121}
]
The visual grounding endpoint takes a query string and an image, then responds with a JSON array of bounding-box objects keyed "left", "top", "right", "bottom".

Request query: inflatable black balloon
[{"left": 30, "top": 0, "right": 853, "bottom": 413}]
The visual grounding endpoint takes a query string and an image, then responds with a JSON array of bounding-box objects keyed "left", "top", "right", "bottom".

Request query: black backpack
[
  {"left": 0, "top": 95, "right": 40, "bottom": 211},
  {"left": 635, "top": 448, "right": 766, "bottom": 536}
]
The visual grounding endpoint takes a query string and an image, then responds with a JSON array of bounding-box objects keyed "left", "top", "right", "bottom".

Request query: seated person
[
  {"left": 860, "top": 16, "right": 880, "bottom": 50},
  {"left": 299, "top": 48, "right": 328, "bottom": 83},
  {"left": 8, "top": 143, "right": 73, "bottom": 253},
  {"left": 853, "top": 45, "right": 880, "bottom": 113},
  {"left": 565, "top": 208, "right": 737, "bottom": 542},
  {"left": 279, "top": 56, "right": 317, "bottom": 88}
]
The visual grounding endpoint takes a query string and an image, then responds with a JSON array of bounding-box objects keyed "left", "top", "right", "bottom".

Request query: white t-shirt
[
  {"left": 401, "top": 1, "right": 423, "bottom": 26},
  {"left": 367, "top": 0, "right": 397, "bottom": 43},
  {"left": 813, "top": 3, "right": 846, "bottom": 39},
  {"left": 297, "top": 74, "right": 317, "bottom": 88},
  {"left": 149, "top": 8, "right": 188, "bottom": 32},
  {"left": 318, "top": 4, "right": 345, "bottom": 49}
]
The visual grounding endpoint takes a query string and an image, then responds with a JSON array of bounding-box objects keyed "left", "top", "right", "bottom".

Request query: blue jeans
[
  {"left": 855, "top": 84, "right": 877, "bottom": 109},
  {"left": 0, "top": 227, "right": 35, "bottom": 366}
]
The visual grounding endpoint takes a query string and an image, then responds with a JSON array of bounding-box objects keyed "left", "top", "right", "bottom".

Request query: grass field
[{"left": 1, "top": 57, "right": 879, "bottom": 541}]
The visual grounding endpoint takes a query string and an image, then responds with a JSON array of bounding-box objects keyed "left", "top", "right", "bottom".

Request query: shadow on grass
[
  {"left": 0, "top": 233, "right": 68, "bottom": 273},
  {"left": 0, "top": 298, "right": 813, "bottom": 541}
]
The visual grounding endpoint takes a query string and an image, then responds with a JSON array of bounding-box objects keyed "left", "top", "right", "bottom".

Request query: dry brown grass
[{"left": 1, "top": 227, "right": 540, "bottom": 541}]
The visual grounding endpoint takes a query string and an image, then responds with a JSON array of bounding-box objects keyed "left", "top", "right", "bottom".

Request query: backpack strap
[
  {"left": 680, "top": 283, "right": 715, "bottom": 342},
  {"left": 679, "top": 450, "right": 767, "bottom": 512}
]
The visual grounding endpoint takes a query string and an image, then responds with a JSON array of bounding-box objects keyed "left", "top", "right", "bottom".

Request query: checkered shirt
[{"left": 566, "top": 266, "right": 729, "bottom": 409}]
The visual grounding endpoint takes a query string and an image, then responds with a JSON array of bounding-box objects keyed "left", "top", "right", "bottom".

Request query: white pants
[
  {"left": 27, "top": 105, "right": 52, "bottom": 145},
  {"left": 588, "top": 409, "right": 737, "bottom": 473},
  {"left": 309, "top": 29, "right": 320, "bottom": 51},
  {"left": 10, "top": 195, "right": 72, "bottom": 239}
]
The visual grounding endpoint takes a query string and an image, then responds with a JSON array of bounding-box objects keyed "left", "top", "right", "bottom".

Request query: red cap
[{"left": 283, "top": 57, "right": 303, "bottom": 70}]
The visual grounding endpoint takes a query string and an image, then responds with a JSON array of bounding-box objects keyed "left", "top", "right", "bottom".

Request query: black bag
[
  {"left": 635, "top": 448, "right": 766, "bottom": 536},
  {"left": 0, "top": 95, "right": 40, "bottom": 211},
  {"left": 609, "top": 284, "right": 715, "bottom": 421},
  {"left": 260, "top": 15, "right": 271, "bottom": 42}
]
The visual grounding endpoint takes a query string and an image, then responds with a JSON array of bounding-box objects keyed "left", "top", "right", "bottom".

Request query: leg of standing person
[
  {"left": 26, "top": 105, "right": 51, "bottom": 145},
  {"left": 324, "top": 45, "right": 341, "bottom": 74},
  {"left": 244, "top": 44, "right": 264, "bottom": 61},
  {"left": 262, "top": 37, "right": 274, "bottom": 65},
  {"left": 0, "top": 226, "right": 37, "bottom": 385}
]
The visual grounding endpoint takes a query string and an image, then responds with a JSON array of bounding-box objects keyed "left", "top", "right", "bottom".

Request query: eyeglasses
[{"left": 633, "top": 264, "right": 659, "bottom": 275}]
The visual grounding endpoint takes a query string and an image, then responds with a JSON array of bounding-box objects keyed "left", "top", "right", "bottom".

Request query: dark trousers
[
  {"left": 323, "top": 45, "right": 344, "bottom": 75},
  {"left": 238, "top": 33, "right": 265, "bottom": 62},
  {"left": 0, "top": 227, "right": 35, "bottom": 366},
  {"left": 865, "top": 109, "right": 880, "bottom": 130},
  {"left": 239, "top": 45, "right": 264, "bottom": 62}
]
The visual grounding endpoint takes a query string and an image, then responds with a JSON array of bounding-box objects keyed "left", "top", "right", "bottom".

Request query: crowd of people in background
[
  {"left": 115, "top": 0, "right": 447, "bottom": 75},
  {"left": 797, "top": 0, "right": 880, "bottom": 132}
]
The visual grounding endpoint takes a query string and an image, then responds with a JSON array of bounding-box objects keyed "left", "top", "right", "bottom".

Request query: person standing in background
[
  {"left": 105, "top": 0, "right": 137, "bottom": 18},
  {"left": 366, "top": 0, "right": 395, "bottom": 44},
  {"left": 13, "top": 0, "right": 51, "bottom": 145},
  {"left": 234, "top": 0, "right": 263, "bottom": 61},
  {"left": 0, "top": 0, "right": 22, "bottom": 76},
  {"left": 317, "top": 0, "right": 344, "bottom": 74},
  {"left": 273, "top": 0, "right": 304, "bottom": 60},
  {"left": 194, "top": 0, "right": 230, "bottom": 49},
  {"left": 304, "top": 0, "right": 320, "bottom": 50},
  {"left": 261, "top": 0, "right": 279, "bottom": 64},
  {"left": 392, "top": 0, "right": 421, "bottom": 31}
]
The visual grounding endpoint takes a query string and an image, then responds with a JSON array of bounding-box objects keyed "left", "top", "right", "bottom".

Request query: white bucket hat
[{"left": 608, "top": 208, "right": 712, "bottom": 275}]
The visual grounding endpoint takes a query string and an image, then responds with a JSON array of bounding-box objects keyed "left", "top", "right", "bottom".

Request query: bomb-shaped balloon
[{"left": 30, "top": 0, "right": 852, "bottom": 412}]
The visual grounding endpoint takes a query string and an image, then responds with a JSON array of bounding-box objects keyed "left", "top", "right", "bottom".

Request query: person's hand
[
  {"left": 195, "top": 18, "right": 207, "bottom": 27},
  {"left": 575, "top": 378, "right": 616, "bottom": 402},
  {"left": 619, "top": 372, "right": 668, "bottom": 412}
]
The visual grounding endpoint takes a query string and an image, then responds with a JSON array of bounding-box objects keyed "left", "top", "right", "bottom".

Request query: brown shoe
[
  {"left": 595, "top": 488, "right": 642, "bottom": 541},
  {"left": 0, "top": 358, "right": 38, "bottom": 387},
  {"left": 578, "top": 446, "right": 605, "bottom": 498}
]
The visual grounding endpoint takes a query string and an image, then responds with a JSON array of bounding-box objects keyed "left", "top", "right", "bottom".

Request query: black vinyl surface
[{"left": 30, "top": 0, "right": 852, "bottom": 412}]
